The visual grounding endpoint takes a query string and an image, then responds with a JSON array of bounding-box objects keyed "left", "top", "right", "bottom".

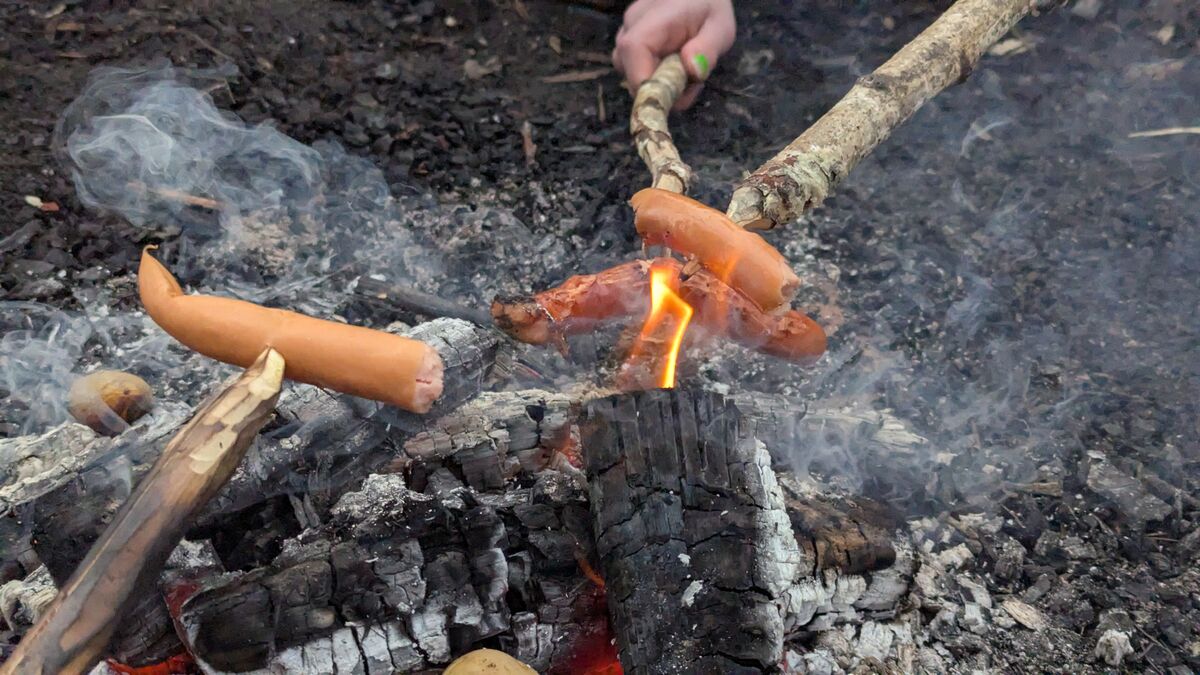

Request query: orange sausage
[
  {"left": 679, "top": 269, "right": 826, "bottom": 365},
  {"left": 630, "top": 188, "right": 799, "bottom": 313},
  {"left": 491, "top": 260, "right": 654, "bottom": 345},
  {"left": 138, "top": 248, "right": 443, "bottom": 413},
  {"left": 491, "top": 258, "right": 826, "bottom": 364}
]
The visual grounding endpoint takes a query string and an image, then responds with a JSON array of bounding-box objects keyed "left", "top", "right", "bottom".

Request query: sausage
[
  {"left": 678, "top": 270, "right": 826, "bottom": 365},
  {"left": 490, "top": 260, "right": 654, "bottom": 346},
  {"left": 490, "top": 258, "right": 825, "bottom": 364},
  {"left": 138, "top": 247, "right": 443, "bottom": 413},
  {"left": 630, "top": 188, "right": 800, "bottom": 313}
]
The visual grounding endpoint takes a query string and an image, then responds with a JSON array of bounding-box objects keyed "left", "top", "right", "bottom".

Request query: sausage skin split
[
  {"left": 491, "top": 260, "right": 653, "bottom": 347},
  {"left": 678, "top": 269, "right": 826, "bottom": 364},
  {"left": 139, "top": 248, "right": 444, "bottom": 413},
  {"left": 491, "top": 258, "right": 826, "bottom": 364},
  {"left": 630, "top": 188, "right": 800, "bottom": 313}
]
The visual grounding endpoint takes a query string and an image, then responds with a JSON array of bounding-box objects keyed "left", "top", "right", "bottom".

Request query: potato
[
  {"left": 67, "top": 370, "right": 154, "bottom": 436},
  {"left": 442, "top": 648, "right": 537, "bottom": 675}
]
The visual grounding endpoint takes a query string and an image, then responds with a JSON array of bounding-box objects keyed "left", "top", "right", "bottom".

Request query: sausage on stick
[{"left": 630, "top": 188, "right": 800, "bottom": 313}]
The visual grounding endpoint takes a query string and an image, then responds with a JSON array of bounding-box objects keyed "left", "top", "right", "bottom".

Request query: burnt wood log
[
  {"left": 0, "top": 349, "right": 284, "bottom": 675},
  {"left": 0, "top": 403, "right": 191, "bottom": 564},
  {"left": 196, "top": 318, "right": 501, "bottom": 524},
  {"left": 0, "top": 406, "right": 193, "bottom": 665},
  {"left": 154, "top": 388, "right": 914, "bottom": 673},
  {"left": 582, "top": 389, "right": 799, "bottom": 673},
  {"left": 173, "top": 470, "right": 606, "bottom": 674},
  {"left": 10, "top": 319, "right": 498, "bottom": 667},
  {"left": 169, "top": 465, "right": 912, "bottom": 674},
  {"left": 401, "top": 388, "right": 582, "bottom": 492},
  {"left": 6, "top": 378, "right": 917, "bottom": 669},
  {"left": 25, "top": 318, "right": 498, "bottom": 553},
  {"left": 401, "top": 386, "right": 926, "bottom": 493},
  {"left": 786, "top": 490, "right": 897, "bottom": 576},
  {"left": 580, "top": 389, "right": 916, "bottom": 674}
]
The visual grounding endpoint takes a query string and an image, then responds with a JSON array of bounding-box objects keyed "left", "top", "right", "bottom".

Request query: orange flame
[{"left": 622, "top": 260, "right": 694, "bottom": 388}]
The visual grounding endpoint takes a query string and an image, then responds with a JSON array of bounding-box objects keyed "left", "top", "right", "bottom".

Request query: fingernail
[{"left": 692, "top": 53, "right": 710, "bottom": 79}]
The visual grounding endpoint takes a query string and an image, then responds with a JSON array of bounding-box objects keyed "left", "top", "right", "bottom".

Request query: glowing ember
[{"left": 621, "top": 260, "right": 695, "bottom": 388}]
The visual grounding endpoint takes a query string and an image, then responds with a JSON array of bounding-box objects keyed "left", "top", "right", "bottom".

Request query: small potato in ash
[
  {"left": 443, "top": 648, "right": 537, "bottom": 675},
  {"left": 67, "top": 370, "right": 154, "bottom": 436}
]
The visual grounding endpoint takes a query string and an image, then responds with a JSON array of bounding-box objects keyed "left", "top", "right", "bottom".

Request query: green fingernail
[{"left": 693, "top": 53, "right": 710, "bottom": 79}]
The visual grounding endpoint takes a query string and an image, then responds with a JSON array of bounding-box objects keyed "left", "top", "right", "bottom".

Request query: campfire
[
  {"left": 5, "top": 0, "right": 1195, "bottom": 674},
  {"left": 619, "top": 259, "right": 694, "bottom": 389}
]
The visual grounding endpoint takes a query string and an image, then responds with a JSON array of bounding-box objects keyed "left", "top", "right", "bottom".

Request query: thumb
[{"left": 680, "top": 18, "right": 735, "bottom": 82}]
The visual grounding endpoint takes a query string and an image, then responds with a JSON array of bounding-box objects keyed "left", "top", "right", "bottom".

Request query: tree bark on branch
[
  {"left": 726, "top": 0, "right": 1035, "bottom": 229},
  {"left": 630, "top": 54, "right": 693, "bottom": 194},
  {"left": 0, "top": 349, "right": 284, "bottom": 675}
]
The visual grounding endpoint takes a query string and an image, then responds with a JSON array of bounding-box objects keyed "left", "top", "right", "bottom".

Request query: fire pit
[{"left": 1, "top": 0, "right": 1198, "bottom": 673}]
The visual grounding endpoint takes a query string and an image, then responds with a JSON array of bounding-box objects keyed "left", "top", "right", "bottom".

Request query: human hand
[{"left": 612, "top": 0, "right": 736, "bottom": 110}]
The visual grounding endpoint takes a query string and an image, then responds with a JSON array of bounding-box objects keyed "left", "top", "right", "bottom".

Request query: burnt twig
[
  {"left": 127, "top": 181, "right": 223, "bottom": 210},
  {"left": 355, "top": 276, "right": 492, "bottom": 327}
]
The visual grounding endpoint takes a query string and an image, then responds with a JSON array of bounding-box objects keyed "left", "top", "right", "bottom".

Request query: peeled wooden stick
[
  {"left": 140, "top": 247, "right": 444, "bottom": 413},
  {"left": 726, "top": 0, "right": 1034, "bottom": 229},
  {"left": 630, "top": 54, "right": 693, "bottom": 193},
  {"left": 0, "top": 349, "right": 284, "bottom": 675}
]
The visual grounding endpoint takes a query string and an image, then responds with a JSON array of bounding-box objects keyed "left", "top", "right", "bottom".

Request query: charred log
[
  {"left": 582, "top": 388, "right": 798, "bottom": 673},
  {"left": 1, "top": 349, "right": 283, "bottom": 675},
  {"left": 174, "top": 470, "right": 604, "bottom": 674},
  {"left": 580, "top": 388, "right": 916, "bottom": 674},
  {"left": 9, "top": 319, "right": 497, "bottom": 667},
  {"left": 785, "top": 491, "right": 898, "bottom": 576},
  {"left": 0, "top": 403, "right": 191, "bottom": 564},
  {"left": 6, "top": 376, "right": 917, "bottom": 670}
]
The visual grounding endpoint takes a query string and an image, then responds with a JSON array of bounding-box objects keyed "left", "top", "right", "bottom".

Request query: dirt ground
[{"left": 2, "top": 0, "right": 1199, "bottom": 672}]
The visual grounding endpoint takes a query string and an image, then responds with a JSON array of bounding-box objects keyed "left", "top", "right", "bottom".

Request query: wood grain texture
[
  {"left": 0, "top": 349, "right": 284, "bottom": 675},
  {"left": 727, "top": 0, "right": 1034, "bottom": 229},
  {"left": 630, "top": 54, "right": 692, "bottom": 194}
]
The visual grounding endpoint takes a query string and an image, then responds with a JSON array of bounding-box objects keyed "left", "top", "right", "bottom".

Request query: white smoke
[{"left": 54, "top": 62, "right": 438, "bottom": 304}]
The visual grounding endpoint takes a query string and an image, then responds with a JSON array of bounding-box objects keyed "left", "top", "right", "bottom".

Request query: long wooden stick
[
  {"left": 0, "top": 349, "right": 284, "bottom": 675},
  {"left": 630, "top": 54, "right": 693, "bottom": 194},
  {"left": 726, "top": 0, "right": 1034, "bottom": 229},
  {"left": 354, "top": 276, "right": 493, "bottom": 327}
]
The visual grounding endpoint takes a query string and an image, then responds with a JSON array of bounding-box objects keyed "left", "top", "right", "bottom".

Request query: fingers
[
  {"left": 614, "top": 18, "right": 666, "bottom": 88},
  {"left": 679, "top": 10, "right": 737, "bottom": 83},
  {"left": 615, "top": 38, "right": 659, "bottom": 88},
  {"left": 612, "top": 0, "right": 688, "bottom": 88},
  {"left": 612, "top": 0, "right": 737, "bottom": 96},
  {"left": 673, "top": 83, "right": 704, "bottom": 111},
  {"left": 621, "top": 0, "right": 655, "bottom": 28},
  {"left": 611, "top": 28, "right": 624, "bottom": 74}
]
